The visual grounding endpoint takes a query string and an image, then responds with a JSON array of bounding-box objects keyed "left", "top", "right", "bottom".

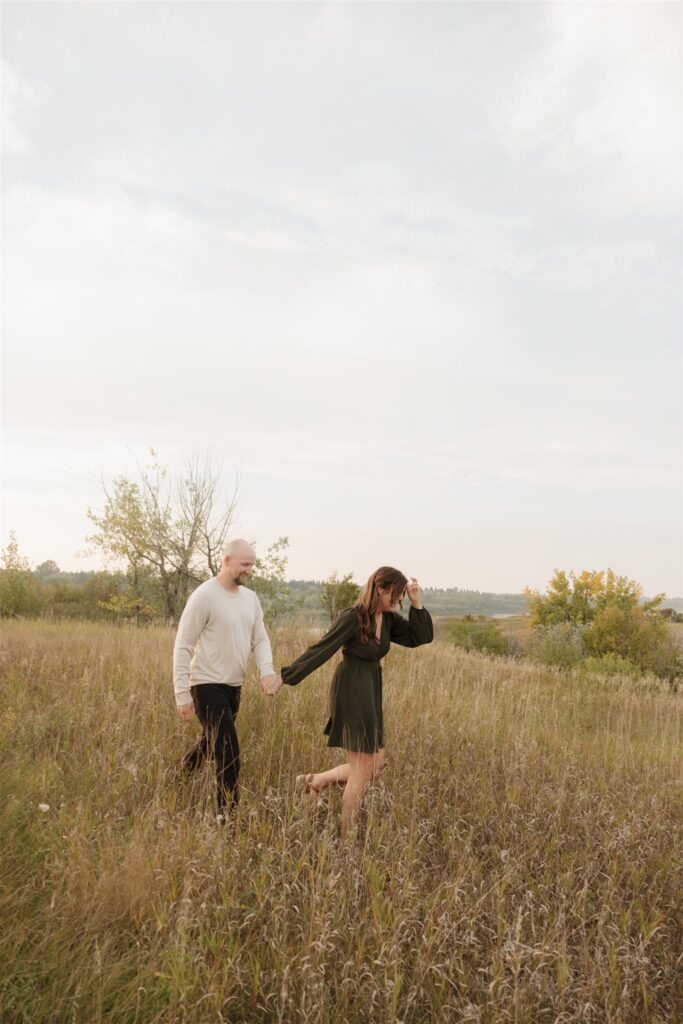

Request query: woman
[{"left": 279, "top": 567, "right": 433, "bottom": 835}]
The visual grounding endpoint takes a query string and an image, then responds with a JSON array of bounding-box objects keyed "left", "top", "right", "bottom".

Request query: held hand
[
  {"left": 261, "top": 673, "right": 282, "bottom": 697},
  {"left": 176, "top": 702, "right": 195, "bottom": 722},
  {"left": 406, "top": 577, "right": 422, "bottom": 609}
]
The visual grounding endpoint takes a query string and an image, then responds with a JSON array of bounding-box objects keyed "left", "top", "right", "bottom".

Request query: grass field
[{"left": 1, "top": 620, "right": 681, "bottom": 1024}]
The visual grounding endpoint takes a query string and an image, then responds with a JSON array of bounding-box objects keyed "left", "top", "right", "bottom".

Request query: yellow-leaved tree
[{"left": 525, "top": 570, "right": 680, "bottom": 681}]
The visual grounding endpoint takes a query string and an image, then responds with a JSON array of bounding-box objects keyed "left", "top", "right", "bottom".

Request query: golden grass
[{"left": 1, "top": 620, "right": 681, "bottom": 1024}]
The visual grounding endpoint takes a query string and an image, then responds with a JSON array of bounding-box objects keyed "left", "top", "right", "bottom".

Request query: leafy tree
[
  {"left": 35, "top": 559, "right": 60, "bottom": 579},
  {"left": 525, "top": 569, "right": 604, "bottom": 625},
  {"left": 87, "top": 453, "right": 239, "bottom": 623},
  {"left": 246, "top": 537, "right": 300, "bottom": 621},
  {"left": 320, "top": 571, "right": 361, "bottom": 623},
  {"left": 97, "top": 590, "right": 158, "bottom": 625},
  {"left": 525, "top": 569, "right": 664, "bottom": 625},
  {"left": 94, "top": 562, "right": 161, "bottom": 625},
  {"left": 584, "top": 603, "right": 680, "bottom": 680},
  {"left": 526, "top": 569, "right": 680, "bottom": 681},
  {"left": 0, "top": 533, "right": 44, "bottom": 617}
]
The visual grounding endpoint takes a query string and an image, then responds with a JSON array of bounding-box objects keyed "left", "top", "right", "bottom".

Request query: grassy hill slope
[{"left": 1, "top": 621, "right": 681, "bottom": 1024}]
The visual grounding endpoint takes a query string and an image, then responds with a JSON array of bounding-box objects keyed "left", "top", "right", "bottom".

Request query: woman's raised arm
[{"left": 388, "top": 606, "right": 434, "bottom": 648}]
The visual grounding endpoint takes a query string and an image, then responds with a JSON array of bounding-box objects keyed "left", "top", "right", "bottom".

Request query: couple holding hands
[{"left": 173, "top": 539, "right": 433, "bottom": 835}]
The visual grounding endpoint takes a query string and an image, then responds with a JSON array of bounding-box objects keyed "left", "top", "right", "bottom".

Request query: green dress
[{"left": 280, "top": 606, "right": 433, "bottom": 753}]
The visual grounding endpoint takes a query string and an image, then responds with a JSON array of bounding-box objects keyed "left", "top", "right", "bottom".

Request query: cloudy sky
[{"left": 2, "top": 2, "right": 681, "bottom": 595}]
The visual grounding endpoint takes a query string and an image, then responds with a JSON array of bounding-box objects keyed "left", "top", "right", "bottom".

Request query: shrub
[
  {"left": 525, "top": 568, "right": 681, "bottom": 682},
  {"left": 0, "top": 533, "right": 44, "bottom": 618},
  {"left": 446, "top": 616, "right": 509, "bottom": 656},
  {"left": 527, "top": 622, "right": 585, "bottom": 669},
  {"left": 584, "top": 604, "right": 682, "bottom": 682},
  {"left": 580, "top": 653, "right": 643, "bottom": 680}
]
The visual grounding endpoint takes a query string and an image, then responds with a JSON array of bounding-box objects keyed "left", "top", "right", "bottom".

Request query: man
[{"left": 173, "top": 538, "right": 280, "bottom": 821}]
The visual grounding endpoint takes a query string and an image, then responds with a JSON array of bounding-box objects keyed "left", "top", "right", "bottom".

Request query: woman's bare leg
[
  {"left": 306, "top": 763, "right": 351, "bottom": 792},
  {"left": 341, "top": 749, "right": 384, "bottom": 837},
  {"left": 302, "top": 748, "right": 386, "bottom": 794}
]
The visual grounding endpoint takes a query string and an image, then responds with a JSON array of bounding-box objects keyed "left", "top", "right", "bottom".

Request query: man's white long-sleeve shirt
[{"left": 173, "top": 579, "right": 275, "bottom": 706}]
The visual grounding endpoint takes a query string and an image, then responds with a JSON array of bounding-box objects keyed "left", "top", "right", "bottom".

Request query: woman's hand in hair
[{"left": 406, "top": 577, "right": 422, "bottom": 609}]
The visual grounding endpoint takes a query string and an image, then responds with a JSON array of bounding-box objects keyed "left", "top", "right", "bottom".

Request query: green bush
[
  {"left": 525, "top": 568, "right": 681, "bottom": 682},
  {"left": 580, "top": 653, "right": 643, "bottom": 680},
  {"left": 584, "top": 604, "right": 682, "bottom": 682},
  {"left": 527, "top": 623, "right": 585, "bottom": 669},
  {"left": 446, "top": 616, "right": 509, "bottom": 656},
  {"left": 0, "top": 534, "right": 44, "bottom": 618}
]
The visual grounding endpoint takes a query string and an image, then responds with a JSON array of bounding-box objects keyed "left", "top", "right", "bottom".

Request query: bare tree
[{"left": 87, "top": 452, "right": 240, "bottom": 623}]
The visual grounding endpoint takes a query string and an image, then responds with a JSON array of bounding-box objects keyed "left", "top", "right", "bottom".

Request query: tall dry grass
[{"left": 0, "top": 620, "right": 681, "bottom": 1024}]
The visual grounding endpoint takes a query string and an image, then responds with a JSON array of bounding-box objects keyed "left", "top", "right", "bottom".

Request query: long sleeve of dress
[
  {"left": 281, "top": 607, "right": 358, "bottom": 687},
  {"left": 389, "top": 606, "right": 434, "bottom": 648}
]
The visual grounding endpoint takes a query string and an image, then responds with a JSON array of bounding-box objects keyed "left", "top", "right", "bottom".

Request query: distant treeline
[
  {"left": 235, "top": 578, "right": 683, "bottom": 618},
  {"left": 23, "top": 572, "right": 537, "bottom": 621},
  {"left": 286, "top": 581, "right": 529, "bottom": 617},
  {"left": 3, "top": 556, "right": 682, "bottom": 625},
  {"left": 29, "top": 569, "right": 680, "bottom": 621}
]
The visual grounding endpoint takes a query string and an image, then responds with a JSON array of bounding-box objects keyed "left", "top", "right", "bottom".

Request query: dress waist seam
[{"left": 342, "top": 653, "right": 383, "bottom": 667}]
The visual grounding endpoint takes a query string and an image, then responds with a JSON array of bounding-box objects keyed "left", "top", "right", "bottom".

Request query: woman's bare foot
[{"left": 295, "top": 773, "right": 321, "bottom": 794}]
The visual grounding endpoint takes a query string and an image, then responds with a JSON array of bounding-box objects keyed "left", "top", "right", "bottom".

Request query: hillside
[{"left": 2, "top": 620, "right": 681, "bottom": 1024}]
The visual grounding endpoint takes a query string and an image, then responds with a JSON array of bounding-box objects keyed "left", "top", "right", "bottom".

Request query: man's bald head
[
  {"left": 219, "top": 538, "right": 257, "bottom": 588},
  {"left": 222, "top": 538, "right": 256, "bottom": 561}
]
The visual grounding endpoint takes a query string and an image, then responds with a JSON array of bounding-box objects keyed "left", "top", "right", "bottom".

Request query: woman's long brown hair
[{"left": 354, "top": 566, "right": 408, "bottom": 644}]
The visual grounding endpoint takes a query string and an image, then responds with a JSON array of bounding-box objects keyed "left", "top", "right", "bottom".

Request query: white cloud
[
  {"left": 1, "top": 62, "right": 50, "bottom": 154},
  {"left": 306, "top": 4, "right": 351, "bottom": 52},
  {"left": 3, "top": 180, "right": 678, "bottom": 485},
  {"left": 501, "top": 5, "right": 681, "bottom": 217},
  {"left": 502, "top": 239, "right": 657, "bottom": 295}
]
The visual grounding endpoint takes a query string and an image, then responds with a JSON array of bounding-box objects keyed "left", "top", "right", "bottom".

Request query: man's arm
[
  {"left": 173, "top": 590, "right": 209, "bottom": 713},
  {"left": 251, "top": 597, "right": 279, "bottom": 695}
]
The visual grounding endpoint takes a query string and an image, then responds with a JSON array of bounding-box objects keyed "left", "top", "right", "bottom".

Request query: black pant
[{"left": 183, "top": 684, "right": 241, "bottom": 812}]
